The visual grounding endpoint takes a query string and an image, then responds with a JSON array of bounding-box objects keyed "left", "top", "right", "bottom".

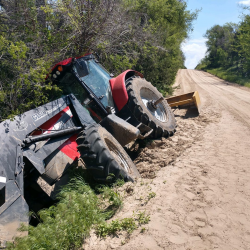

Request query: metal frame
[
  {"left": 71, "top": 63, "right": 109, "bottom": 117},
  {"left": 0, "top": 94, "right": 96, "bottom": 247}
]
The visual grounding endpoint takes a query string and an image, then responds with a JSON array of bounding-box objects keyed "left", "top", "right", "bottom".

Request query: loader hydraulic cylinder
[{"left": 23, "top": 127, "right": 83, "bottom": 144}]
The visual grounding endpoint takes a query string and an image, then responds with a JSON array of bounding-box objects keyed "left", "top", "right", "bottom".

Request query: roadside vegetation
[
  {"left": 203, "top": 68, "right": 250, "bottom": 88},
  {"left": 0, "top": 0, "right": 197, "bottom": 121},
  {"left": 196, "top": 8, "right": 250, "bottom": 87},
  {"left": 6, "top": 170, "right": 149, "bottom": 250}
]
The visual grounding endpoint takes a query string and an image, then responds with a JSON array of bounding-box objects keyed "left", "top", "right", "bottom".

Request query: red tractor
[
  {"left": 48, "top": 53, "right": 176, "bottom": 180},
  {"left": 0, "top": 53, "right": 176, "bottom": 245},
  {"left": 50, "top": 53, "right": 176, "bottom": 136}
]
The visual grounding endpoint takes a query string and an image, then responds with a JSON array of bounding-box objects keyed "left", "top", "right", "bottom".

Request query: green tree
[
  {"left": 237, "top": 15, "right": 250, "bottom": 76},
  {"left": 196, "top": 12, "right": 250, "bottom": 82},
  {"left": 0, "top": 0, "right": 197, "bottom": 121}
]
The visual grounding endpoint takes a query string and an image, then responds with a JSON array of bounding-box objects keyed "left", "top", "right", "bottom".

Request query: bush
[{"left": 7, "top": 176, "right": 123, "bottom": 250}]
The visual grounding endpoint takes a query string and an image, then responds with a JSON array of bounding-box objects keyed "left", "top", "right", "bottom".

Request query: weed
[
  {"left": 163, "top": 180, "right": 166, "bottom": 184},
  {"left": 106, "top": 173, "right": 116, "bottom": 182},
  {"left": 114, "top": 178, "right": 125, "bottom": 188},
  {"left": 7, "top": 176, "right": 105, "bottom": 250},
  {"left": 96, "top": 217, "right": 136, "bottom": 237},
  {"left": 97, "top": 185, "right": 123, "bottom": 219},
  {"left": 140, "top": 227, "right": 146, "bottom": 233},
  {"left": 138, "top": 192, "right": 156, "bottom": 205},
  {"left": 106, "top": 174, "right": 125, "bottom": 188},
  {"left": 121, "top": 240, "right": 126, "bottom": 245},
  {"left": 120, "top": 218, "right": 137, "bottom": 234},
  {"left": 98, "top": 185, "right": 122, "bottom": 207},
  {"left": 135, "top": 211, "right": 150, "bottom": 225},
  {"left": 6, "top": 172, "right": 125, "bottom": 250},
  {"left": 96, "top": 211, "right": 150, "bottom": 237},
  {"left": 147, "top": 192, "right": 156, "bottom": 200}
]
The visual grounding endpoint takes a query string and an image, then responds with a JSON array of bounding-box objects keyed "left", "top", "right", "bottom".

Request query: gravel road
[{"left": 84, "top": 70, "right": 250, "bottom": 250}]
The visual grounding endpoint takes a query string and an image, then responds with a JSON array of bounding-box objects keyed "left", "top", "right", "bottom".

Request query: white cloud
[
  {"left": 238, "top": 0, "right": 250, "bottom": 5},
  {"left": 181, "top": 38, "right": 207, "bottom": 69}
]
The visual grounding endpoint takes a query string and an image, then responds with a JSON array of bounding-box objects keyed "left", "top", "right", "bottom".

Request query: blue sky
[{"left": 182, "top": 0, "right": 250, "bottom": 69}]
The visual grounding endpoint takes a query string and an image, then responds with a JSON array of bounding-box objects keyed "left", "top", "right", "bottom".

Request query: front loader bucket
[{"left": 166, "top": 91, "right": 201, "bottom": 113}]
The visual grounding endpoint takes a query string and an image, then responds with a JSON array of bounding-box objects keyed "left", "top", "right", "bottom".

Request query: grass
[
  {"left": 147, "top": 192, "right": 156, "bottom": 200},
  {"left": 7, "top": 170, "right": 149, "bottom": 250},
  {"left": 136, "top": 211, "right": 150, "bottom": 225},
  {"left": 96, "top": 218, "right": 137, "bottom": 237},
  {"left": 6, "top": 172, "right": 124, "bottom": 250},
  {"left": 197, "top": 65, "right": 250, "bottom": 88},
  {"left": 7, "top": 176, "right": 105, "bottom": 250},
  {"left": 96, "top": 211, "right": 150, "bottom": 237}
]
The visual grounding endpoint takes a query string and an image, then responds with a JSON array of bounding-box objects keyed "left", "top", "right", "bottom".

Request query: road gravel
[{"left": 84, "top": 69, "right": 250, "bottom": 250}]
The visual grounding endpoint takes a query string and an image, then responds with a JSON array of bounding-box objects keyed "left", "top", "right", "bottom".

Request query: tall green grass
[
  {"left": 196, "top": 65, "right": 250, "bottom": 88},
  {"left": 96, "top": 211, "right": 150, "bottom": 237},
  {"left": 7, "top": 174, "right": 125, "bottom": 250}
]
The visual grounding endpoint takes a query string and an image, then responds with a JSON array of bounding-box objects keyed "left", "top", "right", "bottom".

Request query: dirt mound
[{"left": 134, "top": 109, "right": 210, "bottom": 179}]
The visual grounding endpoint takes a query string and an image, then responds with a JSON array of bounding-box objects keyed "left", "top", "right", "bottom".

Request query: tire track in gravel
[{"left": 188, "top": 70, "right": 250, "bottom": 128}]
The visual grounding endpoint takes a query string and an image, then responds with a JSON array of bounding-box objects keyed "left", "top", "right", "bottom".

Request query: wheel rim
[
  {"left": 104, "top": 139, "right": 131, "bottom": 173},
  {"left": 140, "top": 88, "right": 168, "bottom": 122}
]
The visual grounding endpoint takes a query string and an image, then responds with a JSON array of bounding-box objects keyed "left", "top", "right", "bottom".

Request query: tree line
[
  {"left": 196, "top": 9, "right": 250, "bottom": 83},
  {"left": 0, "top": 0, "right": 197, "bottom": 121}
]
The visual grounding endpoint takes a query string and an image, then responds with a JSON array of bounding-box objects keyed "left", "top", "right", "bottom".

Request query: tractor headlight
[
  {"left": 53, "top": 74, "right": 57, "bottom": 78},
  {"left": 58, "top": 66, "right": 63, "bottom": 72},
  {"left": 56, "top": 71, "right": 60, "bottom": 75}
]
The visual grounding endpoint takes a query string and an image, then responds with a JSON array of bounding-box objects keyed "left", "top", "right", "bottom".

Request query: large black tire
[
  {"left": 126, "top": 77, "right": 176, "bottom": 138},
  {"left": 76, "top": 124, "right": 140, "bottom": 182}
]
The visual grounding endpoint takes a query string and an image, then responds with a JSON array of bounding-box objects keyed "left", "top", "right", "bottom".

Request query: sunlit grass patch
[
  {"left": 7, "top": 171, "right": 149, "bottom": 250},
  {"left": 7, "top": 174, "right": 124, "bottom": 250},
  {"left": 198, "top": 66, "right": 250, "bottom": 88},
  {"left": 96, "top": 211, "right": 150, "bottom": 237}
]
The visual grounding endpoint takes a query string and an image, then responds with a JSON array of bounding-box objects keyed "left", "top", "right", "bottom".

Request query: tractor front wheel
[
  {"left": 126, "top": 77, "right": 176, "bottom": 138},
  {"left": 76, "top": 124, "right": 140, "bottom": 182}
]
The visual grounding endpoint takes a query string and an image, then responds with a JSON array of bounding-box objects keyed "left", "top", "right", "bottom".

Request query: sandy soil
[{"left": 83, "top": 70, "right": 250, "bottom": 250}]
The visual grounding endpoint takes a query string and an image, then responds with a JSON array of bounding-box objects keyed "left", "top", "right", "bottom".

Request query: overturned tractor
[{"left": 0, "top": 54, "right": 176, "bottom": 246}]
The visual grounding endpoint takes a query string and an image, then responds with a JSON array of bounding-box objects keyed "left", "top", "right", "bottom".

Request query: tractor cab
[
  {"left": 49, "top": 54, "right": 115, "bottom": 122},
  {"left": 49, "top": 53, "right": 175, "bottom": 141}
]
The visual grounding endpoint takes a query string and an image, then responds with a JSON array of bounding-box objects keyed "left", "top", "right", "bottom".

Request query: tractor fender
[{"left": 109, "top": 70, "right": 143, "bottom": 111}]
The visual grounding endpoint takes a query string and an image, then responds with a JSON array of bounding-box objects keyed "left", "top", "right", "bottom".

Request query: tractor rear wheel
[
  {"left": 76, "top": 124, "right": 140, "bottom": 182},
  {"left": 126, "top": 77, "right": 176, "bottom": 138}
]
